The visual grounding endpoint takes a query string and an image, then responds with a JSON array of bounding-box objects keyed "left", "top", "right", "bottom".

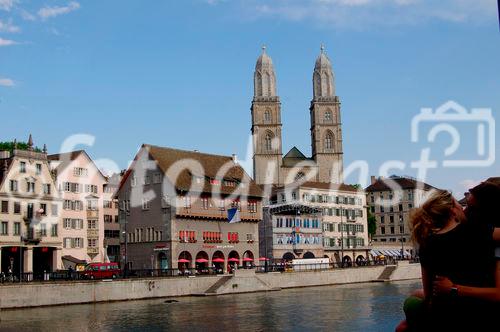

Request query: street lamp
[
  {"left": 122, "top": 203, "right": 128, "bottom": 276},
  {"left": 340, "top": 205, "right": 344, "bottom": 267},
  {"left": 399, "top": 215, "right": 404, "bottom": 260}
]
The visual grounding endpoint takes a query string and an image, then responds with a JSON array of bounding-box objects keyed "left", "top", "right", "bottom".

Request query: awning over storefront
[
  {"left": 195, "top": 258, "right": 209, "bottom": 263},
  {"left": 370, "top": 249, "right": 411, "bottom": 258}
]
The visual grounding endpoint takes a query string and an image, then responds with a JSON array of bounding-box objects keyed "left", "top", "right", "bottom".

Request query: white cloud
[
  {"left": 0, "top": 19, "right": 20, "bottom": 33},
  {"left": 0, "top": 37, "right": 17, "bottom": 46},
  {"left": 459, "top": 179, "right": 481, "bottom": 192},
  {"left": 20, "top": 9, "right": 36, "bottom": 21},
  {"left": 38, "top": 1, "right": 80, "bottom": 20},
  {"left": 0, "top": 78, "right": 15, "bottom": 87},
  {"left": 205, "top": 0, "right": 227, "bottom": 5},
  {"left": 0, "top": 0, "right": 16, "bottom": 11},
  {"left": 248, "top": 0, "right": 497, "bottom": 28}
]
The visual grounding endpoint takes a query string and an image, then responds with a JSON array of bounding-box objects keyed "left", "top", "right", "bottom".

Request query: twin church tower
[{"left": 251, "top": 46, "right": 344, "bottom": 186}]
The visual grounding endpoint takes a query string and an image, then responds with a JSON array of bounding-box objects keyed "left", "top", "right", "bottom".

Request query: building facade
[
  {"left": 48, "top": 151, "right": 107, "bottom": 267},
  {"left": 117, "top": 144, "right": 263, "bottom": 273},
  {"left": 261, "top": 182, "right": 370, "bottom": 265},
  {"left": 0, "top": 136, "right": 63, "bottom": 278},
  {"left": 103, "top": 173, "right": 121, "bottom": 263},
  {"left": 252, "top": 46, "right": 344, "bottom": 186},
  {"left": 365, "top": 175, "right": 436, "bottom": 258}
]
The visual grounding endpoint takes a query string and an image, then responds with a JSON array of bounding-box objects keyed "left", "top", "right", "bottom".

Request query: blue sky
[{"left": 0, "top": 0, "right": 499, "bottom": 196}]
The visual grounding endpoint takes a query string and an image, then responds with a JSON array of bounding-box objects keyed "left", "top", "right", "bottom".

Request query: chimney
[
  {"left": 370, "top": 176, "right": 376, "bottom": 184},
  {"left": 232, "top": 154, "right": 237, "bottom": 163}
]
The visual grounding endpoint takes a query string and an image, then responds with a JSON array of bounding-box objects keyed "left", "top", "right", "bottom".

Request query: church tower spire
[
  {"left": 310, "top": 45, "right": 344, "bottom": 183},
  {"left": 251, "top": 46, "right": 283, "bottom": 185},
  {"left": 254, "top": 45, "right": 277, "bottom": 98}
]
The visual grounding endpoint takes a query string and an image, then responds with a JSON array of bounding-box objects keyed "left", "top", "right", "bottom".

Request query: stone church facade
[{"left": 251, "top": 46, "right": 344, "bottom": 186}]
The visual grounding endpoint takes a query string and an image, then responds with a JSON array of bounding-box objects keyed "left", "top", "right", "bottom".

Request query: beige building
[
  {"left": 103, "top": 173, "right": 121, "bottom": 263},
  {"left": 117, "top": 145, "right": 263, "bottom": 273},
  {"left": 365, "top": 175, "right": 436, "bottom": 258},
  {"left": 0, "top": 136, "right": 63, "bottom": 279},
  {"left": 252, "top": 46, "right": 343, "bottom": 185},
  {"left": 48, "top": 150, "right": 107, "bottom": 267},
  {"left": 262, "top": 182, "right": 370, "bottom": 265}
]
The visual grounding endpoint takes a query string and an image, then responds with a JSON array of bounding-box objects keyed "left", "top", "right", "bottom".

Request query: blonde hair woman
[{"left": 401, "top": 189, "right": 500, "bottom": 331}]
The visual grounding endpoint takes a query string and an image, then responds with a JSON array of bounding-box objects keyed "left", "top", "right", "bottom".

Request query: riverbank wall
[{"left": 0, "top": 262, "right": 421, "bottom": 309}]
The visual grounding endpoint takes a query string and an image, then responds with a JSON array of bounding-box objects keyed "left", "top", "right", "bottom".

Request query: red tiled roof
[
  {"left": 119, "top": 144, "right": 263, "bottom": 198},
  {"left": 365, "top": 176, "right": 435, "bottom": 192}
]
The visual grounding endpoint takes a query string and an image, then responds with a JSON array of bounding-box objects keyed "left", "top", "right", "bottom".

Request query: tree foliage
[
  {"left": 0, "top": 141, "right": 42, "bottom": 153},
  {"left": 367, "top": 211, "right": 377, "bottom": 238}
]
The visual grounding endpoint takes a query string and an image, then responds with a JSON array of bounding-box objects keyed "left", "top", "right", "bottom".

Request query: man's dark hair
[{"left": 467, "top": 181, "right": 500, "bottom": 227}]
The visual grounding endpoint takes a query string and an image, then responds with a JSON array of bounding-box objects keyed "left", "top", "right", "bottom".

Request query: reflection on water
[{"left": 0, "top": 280, "right": 420, "bottom": 332}]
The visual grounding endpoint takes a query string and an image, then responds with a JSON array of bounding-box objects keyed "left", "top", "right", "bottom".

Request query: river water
[{"left": 0, "top": 280, "right": 420, "bottom": 332}]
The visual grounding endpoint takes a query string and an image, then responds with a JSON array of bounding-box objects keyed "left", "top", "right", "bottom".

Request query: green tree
[
  {"left": 367, "top": 211, "right": 377, "bottom": 241},
  {"left": 0, "top": 141, "right": 41, "bottom": 153}
]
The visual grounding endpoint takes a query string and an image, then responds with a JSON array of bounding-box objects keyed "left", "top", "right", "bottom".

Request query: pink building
[{"left": 48, "top": 151, "right": 107, "bottom": 267}]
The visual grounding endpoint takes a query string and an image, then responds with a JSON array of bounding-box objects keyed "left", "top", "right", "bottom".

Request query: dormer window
[
  {"left": 20, "top": 162, "right": 26, "bottom": 173},
  {"left": 223, "top": 180, "right": 236, "bottom": 187}
]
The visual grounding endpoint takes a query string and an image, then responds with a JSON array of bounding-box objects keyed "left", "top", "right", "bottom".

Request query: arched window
[
  {"left": 325, "top": 132, "right": 334, "bottom": 151},
  {"left": 265, "top": 132, "right": 273, "bottom": 152},
  {"left": 263, "top": 72, "right": 270, "bottom": 97},
  {"left": 264, "top": 109, "right": 271, "bottom": 123}
]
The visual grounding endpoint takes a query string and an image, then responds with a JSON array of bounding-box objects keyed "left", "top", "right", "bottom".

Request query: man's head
[{"left": 466, "top": 181, "right": 500, "bottom": 227}]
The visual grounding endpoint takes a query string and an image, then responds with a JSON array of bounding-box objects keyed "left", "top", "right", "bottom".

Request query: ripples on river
[{"left": 0, "top": 280, "right": 420, "bottom": 332}]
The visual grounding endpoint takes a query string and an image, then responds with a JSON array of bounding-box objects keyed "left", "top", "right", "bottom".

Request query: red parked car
[{"left": 83, "top": 263, "right": 121, "bottom": 280}]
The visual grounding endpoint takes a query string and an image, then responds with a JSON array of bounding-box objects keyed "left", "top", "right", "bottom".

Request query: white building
[{"left": 261, "top": 182, "right": 370, "bottom": 266}]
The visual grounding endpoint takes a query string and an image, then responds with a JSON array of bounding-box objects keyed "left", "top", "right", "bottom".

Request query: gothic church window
[
  {"left": 325, "top": 132, "right": 334, "bottom": 151},
  {"left": 264, "top": 109, "right": 272, "bottom": 123},
  {"left": 265, "top": 132, "right": 273, "bottom": 152}
]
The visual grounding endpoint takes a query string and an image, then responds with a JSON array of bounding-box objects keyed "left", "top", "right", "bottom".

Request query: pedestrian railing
[{"left": 0, "top": 259, "right": 395, "bottom": 285}]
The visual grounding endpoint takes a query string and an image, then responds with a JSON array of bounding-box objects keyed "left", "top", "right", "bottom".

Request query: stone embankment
[{"left": 0, "top": 261, "right": 420, "bottom": 309}]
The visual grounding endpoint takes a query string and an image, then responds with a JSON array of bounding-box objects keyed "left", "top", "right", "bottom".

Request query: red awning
[
  {"left": 212, "top": 258, "right": 224, "bottom": 263},
  {"left": 178, "top": 259, "right": 190, "bottom": 263},
  {"left": 228, "top": 258, "right": 240, "bottom": 262},
  {"left": 259, "top": 257, "right": 269, "bottom": 261},
  {"left": 243, "top": 258, "right": 254, "bottom": 262},
  {"left": 196, "top": 258, "right": 209, "bottom": 263}
]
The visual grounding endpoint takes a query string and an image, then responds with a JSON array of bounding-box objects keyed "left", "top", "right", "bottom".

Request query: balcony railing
[
  {"left": 21, "top": 230, "right": 42, "bottom": 244},
  {"left": 87, "top": 209, "right": 99, "bottom": 219},
  {"left": 87, "top": 229, "right": 99, "bottom": 239},
  {"left": 176, "top": 207, "right": 260, "bottom": 221}
]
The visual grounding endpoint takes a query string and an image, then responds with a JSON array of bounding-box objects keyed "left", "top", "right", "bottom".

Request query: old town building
[
  {"left": 365, "top": 175, "right": 436, "bottom": 258},
  {"left": 117, "top": 144, "right": 263, "bottom": 273},
  {"left": 261, "top": 182, "right": 370, "bottom": 266},
  {"left": 252, "top": 46, "right": 344, "bottom": 186},
  {"left": 0, "top": 136, "right": 63, "bottom": 278},
  {"left": 48, "top": 150, "right": 108, "bottom": 267},
  {"left": 103, "top": 173, "right": 121, "bottom": 263}
]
